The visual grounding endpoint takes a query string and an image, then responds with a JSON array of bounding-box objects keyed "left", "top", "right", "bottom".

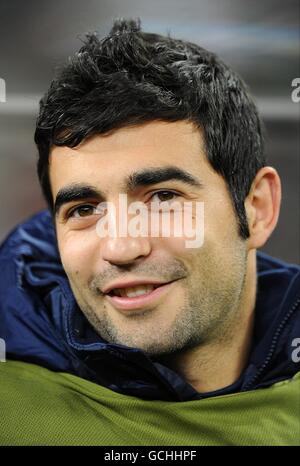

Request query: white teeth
[{"left": 113, "top": 284, "right": 155, "bottom": 298}]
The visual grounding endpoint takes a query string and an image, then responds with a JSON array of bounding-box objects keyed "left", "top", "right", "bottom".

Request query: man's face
[{"left": 50, "top": 120, "right": 248, "bottom": 358}]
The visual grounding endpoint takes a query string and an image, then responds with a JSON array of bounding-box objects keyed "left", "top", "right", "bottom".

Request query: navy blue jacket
[{"left": 0, "top": 209, "right": 299, "bottom": 401}]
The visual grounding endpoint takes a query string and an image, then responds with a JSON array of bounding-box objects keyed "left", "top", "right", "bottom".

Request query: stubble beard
[{"left": 71, "top": 247, "right": 248, "bottom": 361}]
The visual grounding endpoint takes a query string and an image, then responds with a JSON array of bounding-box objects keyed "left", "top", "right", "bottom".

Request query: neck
[{"left": 160, "top": 251, "right": 257, "bottom": 393}]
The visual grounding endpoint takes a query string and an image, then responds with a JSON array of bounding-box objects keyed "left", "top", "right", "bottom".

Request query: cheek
[
  {"left": 154, "top": 204, "right": 206, "bottom": 254},
  {"left": 157, "top": 203, "right": 239, "bottom": 267},
  {"left": 57, "top": 231, "right": 98, "bottom": 279},
  {"left": 158, "top": 236, "right": 203, "bottom": 260},
  {"left": 206, "top": 192, "right": 239, "bottom": 240}
]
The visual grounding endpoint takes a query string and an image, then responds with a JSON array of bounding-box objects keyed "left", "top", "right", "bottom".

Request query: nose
[{"left": 100, "top": 236, "right": 151, "bottom": 265}]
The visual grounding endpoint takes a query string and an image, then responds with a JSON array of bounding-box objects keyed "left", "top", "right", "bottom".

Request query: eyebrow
[
  {"left": 126, "top": 166, "right": 203, "bottom": 191},
  {"left": 54, "top": 185, "right": 104, "bottom": 216},
  {"left": 54, "top": 166, "right": 203, "bottom": 216}
]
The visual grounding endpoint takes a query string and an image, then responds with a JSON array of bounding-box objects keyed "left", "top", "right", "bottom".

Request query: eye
[
  {"left": 68, "top": 204, "right": 98, "bottom": 218},
  {"left": 150, "top": 190, "right": 179, "bottom": 203}
]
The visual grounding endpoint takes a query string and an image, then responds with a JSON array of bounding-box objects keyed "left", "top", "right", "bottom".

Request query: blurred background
[{"left": 0, "top": 0, "right": 299, "bottom": 263}]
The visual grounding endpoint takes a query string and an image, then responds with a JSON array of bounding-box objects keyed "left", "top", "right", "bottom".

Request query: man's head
[{"left": 35, "top": 18, "right": 281, "bottom": 358}]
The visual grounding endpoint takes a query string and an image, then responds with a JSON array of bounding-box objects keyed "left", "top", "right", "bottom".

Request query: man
[{"left": 0, "top": 18, "right": 299, "bottom": 446}]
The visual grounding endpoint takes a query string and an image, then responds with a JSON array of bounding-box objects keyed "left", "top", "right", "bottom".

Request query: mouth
[{"left": 104, "top": 281, "right": 177, "bottom": 311}]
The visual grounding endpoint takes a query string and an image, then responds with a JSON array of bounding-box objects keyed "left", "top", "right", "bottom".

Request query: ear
[{"left": 244, "top": 167, "right": 281, "bottom": 250}]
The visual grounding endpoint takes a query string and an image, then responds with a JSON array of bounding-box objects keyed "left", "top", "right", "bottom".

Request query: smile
[{"left": 105, "top": 281, "right": 176, "bottom": 311}]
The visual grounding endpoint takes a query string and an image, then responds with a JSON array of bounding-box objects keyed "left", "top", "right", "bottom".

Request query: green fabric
[{"left": 0, "top": 360, "right": 299, "bottom": 446}]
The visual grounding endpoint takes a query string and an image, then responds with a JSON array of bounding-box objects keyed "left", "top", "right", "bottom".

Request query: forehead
[{"left": 49, "top": 120, "right": 214, "bottom": 195}]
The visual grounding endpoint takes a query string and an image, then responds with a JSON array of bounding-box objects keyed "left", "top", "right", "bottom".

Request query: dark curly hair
[{"left": 35, "top": 17, "right": 266, "bottom": 238}]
